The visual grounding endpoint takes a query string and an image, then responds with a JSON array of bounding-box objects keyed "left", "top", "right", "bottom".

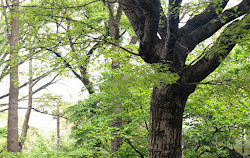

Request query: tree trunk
[
  {"left": 7, "top": 0, "right": 19, "bottom": 153},
  {"left": 19, "top": 55, "right": 33, "bottom": 151},
  {"left": 57, "top": 103, "right": 60, "bottom": 150},
  {"left": 111, "top": 113, "right": 123, "bottom": 153},
  {"left": 118, "top": 0, "right": 249, "bottom": 157},
  {"left": 107, "top": 1, "right": 123, "bottom": 153},
  {"left": 7, "top": 61, "right": 19, "bottom": 153},
  {"left": 148, "top": 84, "right": 195, "bottom": 158}
]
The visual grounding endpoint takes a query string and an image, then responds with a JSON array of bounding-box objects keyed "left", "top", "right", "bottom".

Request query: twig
[
  {"left": 187, "top": 79, "right": 234, "bottom": 86},
  {"left": 108, "top": 41, "right": 141, "bottom": 56},
  {"left": 0, "top": 107, "right": 68, "bottom": 119},
  {"left": 179, "top": 43, "right": 212, "bottom": 74},
  {"left": 0, "top": 69, "right": 56, "bottom": 100},
  {"left": 0, "top": 74, "right": 60, "bottom": 106},
  {"left": 126, "top": 139, "right": 145, "bottom": 158},
  {"left": 0, "top": 0, "right": 99, "bottom": 9},
  {"left": 140, "top": 105, "right": 148, "bottom": 132}
]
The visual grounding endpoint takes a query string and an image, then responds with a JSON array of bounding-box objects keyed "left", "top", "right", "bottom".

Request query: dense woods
[{"left": 0, "top": 0, "right": 249, "bottom": 157}]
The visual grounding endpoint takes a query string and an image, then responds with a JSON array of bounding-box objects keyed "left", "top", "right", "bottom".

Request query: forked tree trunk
[{"left": 148, "top": 84, "right": 195, "bottom": 158}]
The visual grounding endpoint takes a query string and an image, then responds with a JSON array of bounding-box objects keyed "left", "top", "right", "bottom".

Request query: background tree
[
  {"left": 19, "top": 0, "right": 143, "bottom": 154},
  {"left": 67, "top": 57, "right": 178, "bottom": 157},
  {"left": 19, "top": 52, "right": 33, "bottom": 151},
  {"left": 107, "top": 0, "right": 124, "bottom": 153},
  {"left": 18, "top": 0, "right": 108, "bottom": 95},
  {"left": 2, "top": 0, "right": 20, "bottom": 152}
]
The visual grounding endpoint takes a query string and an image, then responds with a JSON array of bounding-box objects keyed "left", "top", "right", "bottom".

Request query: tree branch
[
  {"left": 31, "top": 74, "right": 60, "bottom": 95},
  {"left": 45, "top": 38, "right": 96, "bottom": 94},
  {"left": 0, "top": 52, "right": 8, "bottom": 68},
  {"left": 79, "top": 43, "right": 100, "bottom": 94},
  {"left": 16, "top": 0, "right": 99, "bottom": 9},
  {"left": 0, "top": 69, "right": 55, "bottom": 100},
  {"left": 162, "top": 0, "right": 182, "bottom": 65},
  {"left": 64, "top": 22, "right": 96, "bottom": 94},
  {"left": 182, "top": 0, "right": 249, "bottom": 52},
  {"left": 0, "top": 107, "right": 68, "bottom": 119},
  {"left": 0, "top": 74, "right": 59, "bottom": 106},
  {"left": 126, "top": 139, "right": 145, "bottom": 158},
  {"left": 115, "top": 3, "right": 123, "bottom": 25},
  {"left": 186, "top": 14, "right": 250, "bottom": 83},
  {"left": 50, "top": 49, "right": 82, "bottom": 81},
  {"left": 1, "top": 0, "right": 10, "bottom": 41},
  {"left": 0, "top": 49, "right": 40, "bottom": 82},
  {"left": 179, "top": 0, "right": 229, "bottom": 36},
  {"left": 157, "top": 6, "right": 168, "bottom": 39},
  {"left": 137, "top": 0, "right": 161, "bottom": 63},
  {"left": 118, "top": 0, "right": 145, "bottom": 39},
  {"left": 108, "top": 41, "right": 140, "bottom": 56},
  {"left": 168, "top": 0, "right": 182, "bottom": 36},
  {"left": 0, "top": 62, "right": 9, "bottom": 81}
]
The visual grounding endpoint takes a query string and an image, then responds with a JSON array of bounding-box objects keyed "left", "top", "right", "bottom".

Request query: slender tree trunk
[
  {"left": 111, "top": 103, "right": 123, "bottom": 153},
  {"left": 19, "top": 55, "right": 33, "bottom": 151},
  {"left": 107, "top": 1, "right": 123, "bottom": 153},
  {"left": 242, "top": 129, "right": 245, "bottom": 158},
  {"left": 8, "top": 59, "right": 19, "bottom": 153},
  {"left": 57, "top": 103, "right": 60, "bottom": 150},
  {"left": 148, "top": 84, "right": 195, "bottom": 158},
  {"left": 7, "top": 0, "right": 19, "bottom": 152}
]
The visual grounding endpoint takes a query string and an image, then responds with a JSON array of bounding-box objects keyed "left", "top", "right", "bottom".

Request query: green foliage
[
  {"left": 34, "top": 93, "right": 70, "bottom": 117},
  {"left": 1, "top": 0, "right": 249, "bottom": 157},
  {"left": 66, "top": 49, "right": 179, "bottom": 156},
  {"left": 0, "top": 127, "right": 7, "bottom": 152},
  {"left": 67, "top": 89, "right": 150, "bottom": 157},
  {"left": 183, "top": 45, "right": 250, "bottom": 157},
  {"left": 101, "top": 61, "right": 179, "bottom": 90},
  {"left": 0, "top": 127, "right": 7, "bottom": 138},
  {"left": 11, "top": 0, "right": 110, "bottom": 79},
  {"left": 0, "top": 151, "right": 26, "bottom": 158},
  {"left": 0, "top": 127, "right": 76, "bottom": 157},
  {"left": 24, "top": 135, "right": 75, "bottom": 158}
]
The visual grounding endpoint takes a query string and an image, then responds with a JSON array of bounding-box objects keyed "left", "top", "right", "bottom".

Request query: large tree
[
  {"left": 2, "top": 0, "right": 20, "bottom": 152},
  {"left": 118, "top": 0, "right": 249, "bottom": 157}
]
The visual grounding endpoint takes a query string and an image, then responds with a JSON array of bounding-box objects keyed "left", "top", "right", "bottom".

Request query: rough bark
[
  {"left": 7, "top": 0, "right": 19, "bottom": 152},
  {"left": 149, "top": 84, "right": 195, "bottom": 157},
  {"left": 118, "top": 0, "right": 249, "bottom": 157}
]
